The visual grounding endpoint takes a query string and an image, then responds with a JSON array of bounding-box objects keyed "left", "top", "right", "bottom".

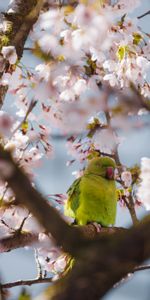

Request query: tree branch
[
  {"left": 1, "top": 264, "right": 150, "bottom": 293},
  {"left": 106, "top": 110, "right": 139, "bottom": 225},
  {"left": 77, "top": 224, "right": 127, "bottom": 239},
  {"left": 10, "top": 99, "right": 37, "bottom": 137},
  {"left": 123, "top": 195, "right": 139, "bottom": 225},
  {"left": 50, "top": 215, "right": 150, "bottom": 300},
  {"left": 0, "top": 231, "right": 38, "bottom": 253},
  {"left": 2, "top": 0, "right": 44, "bottom": 59},
  {"left": 0, "top": 145, "right": 84, "bottom": 255},
  {"left": 0, "top": 221, "right": 126, "bottom": 253},
  {"left": 133, "top": 264, "right": 150, "bottom": 272},
  {"left": 1, "top": 264, "right": 150, "bottom": 292},
  {"left": 0, "top": 0, "right": 44, "bottom": 106},
  {"left": 1, "top": 147, "right": 150, "bottom": 299},
  {"left": 1, "top": 277, "right": 53, "bottom": 289}
]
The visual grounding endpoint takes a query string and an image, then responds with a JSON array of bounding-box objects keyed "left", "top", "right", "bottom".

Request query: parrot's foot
[
  {"left": 71, "top": 219, "right": 77, "bottom": 226},
  {"left": 91, "top": 222, "right": 102, "bottom": 233}
]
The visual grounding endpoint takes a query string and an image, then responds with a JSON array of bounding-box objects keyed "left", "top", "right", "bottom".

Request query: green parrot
[{"left": 64, "top": 157, "right": 117, "bottom": 226}]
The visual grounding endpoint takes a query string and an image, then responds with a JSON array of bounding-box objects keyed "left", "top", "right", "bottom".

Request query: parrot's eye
[{"left": 106, "top": 167, "right": 114, "bottom": 179}]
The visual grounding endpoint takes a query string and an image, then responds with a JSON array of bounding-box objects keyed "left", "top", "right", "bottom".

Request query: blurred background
[{"left": 0, "top": 0, "right": 150, "bottom": 299}]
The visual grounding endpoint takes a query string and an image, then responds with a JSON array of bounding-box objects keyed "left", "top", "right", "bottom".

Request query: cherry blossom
[
  {"left": 1, "top": 46, "right": 17, "bottom": 65},
  {"left": 0, "top": 0, "right": 149, "bottom": 281},
  {"left": 137, "top": 157, "right": 150, "bottom": 210},
  {"left": 92, "top": 129, "right": 116, "bottom": 154},
  {"left": 0, "top": 111, "right": 13, "bottom": 136},
  {"left": 121, "top": 171, "right": 132, "bottom": 188}
]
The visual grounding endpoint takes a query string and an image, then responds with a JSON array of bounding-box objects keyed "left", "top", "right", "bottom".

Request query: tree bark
[
  {"left": 0, "top": 0, "right": 44, "bottom": 106},
  {"left": 0, "top": 146, "right": 150, "bottom": 299}
]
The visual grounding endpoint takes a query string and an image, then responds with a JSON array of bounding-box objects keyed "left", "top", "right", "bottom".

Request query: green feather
[
  {"left": 64, "top": 157, "right": 117, "bottom": 226},
  {"left": 65, "top": 177, "right": 81, "bottom": 219}
]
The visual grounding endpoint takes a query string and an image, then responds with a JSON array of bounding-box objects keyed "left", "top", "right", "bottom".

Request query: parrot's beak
[{"left": 106, "top": 167, "right": 114, "bottom": 179}]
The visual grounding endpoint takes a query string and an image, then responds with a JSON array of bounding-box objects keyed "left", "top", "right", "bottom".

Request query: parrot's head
[{"left": 85, "top": 157, "right": 116, "bottom": 180}]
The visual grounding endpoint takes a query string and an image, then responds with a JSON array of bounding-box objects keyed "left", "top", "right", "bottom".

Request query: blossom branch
[
  {"left": 10, "top": 99, "right": 37, "bottom": 137},
  {"left": 1, "top": 277, "right": 53, "bottom": 289},
  {"left": 1, "top": 263, "right": 150, "bottom": 291},
  {"left": 0, "top": 231, "right": 38, "bottom": 253},
  {"left": 0, "top": 145, "right": 84, "bottom": 255},
  {"left": 0, "top": 224, "right": 127, "bottom": 253},
  {"left": 34, "top": 213, "right": 150, "bottom": 300},
  {"left": 1, "top": 147, "right": 150, "bottom": 299},
  {"left": 105, "top": 111, "right": 139, "bottom": 225},
  {"left": 2, "top": 0, "right": 44, "bottom": 59},
  {"left": 0, "top": 0, "right": 44, "bottom": 106},
  {"left": 105, "top": 84, "right": 150, "bottom": 113},
  {"left": 123, "top": 195, "right": 139, "bottom": 225}
]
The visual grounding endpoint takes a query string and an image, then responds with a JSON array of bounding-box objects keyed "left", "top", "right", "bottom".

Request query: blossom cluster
[
  {"left": 0, "top": 0, "right": 149, "bottom": 277},
  {"left": 137, "top": 157, "right": 150, "bottom": 210}
]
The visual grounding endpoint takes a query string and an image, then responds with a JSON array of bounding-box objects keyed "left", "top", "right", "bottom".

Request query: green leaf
[
  {"left": 84, "top": 57, "right": 97, "bottom": 76},
  {"left": 117, "top": 14, "right": 126, "bottom": 27},
  {"left": 87, "top": 118, "right": 100, "bottom": 130},
  {"left": 87, "top": 118, "right": 101, "bottom": 138},
  {"left": 128, "top": 164, "right": 140, "bottom": 184},
  {"left": 133, "top": 33, "right": 142, "bottom": 45},
  {"left": 21, "top": 121, "right": 29, "bottom": 135},
  {"left": 64, "top": 5, "right": 75, "bottom": 15},
  {"left": 0, "top": 197, "right": 3, "bottom": 207},
  {"left": 116, "top": 46, "right": 127, "bottom": 61}
]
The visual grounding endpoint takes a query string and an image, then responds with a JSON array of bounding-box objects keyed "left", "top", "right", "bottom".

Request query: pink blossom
[
  {"left": 137, "top": 157, "right": 150, "bottom": 210},
  {"left": 1, "top": 46, "right": 17, "bottom": 65},
  {"left": 121, "top": 171, "right": 132, "bottom": 187},
  {"left": 35, "top": 63, "right": 51, "bottom": 82},
  {"left": 73, "top": 79, "right": 87, "bottom": 96},
  {"left": 103, "top": 60, "right": 117, "bottom": 72},
  {"left": 0, "top": 111, "right": 13, "bottom": 135},
  {"left": 92, "top": 129, "right": 116, "bottom": 154},
  {"left": 141, "top": 83, "right": 150, "bottom": 98},
  {"left": 5, "top": 66, "right": 23, "bottom": 90},
  {"left": 53, "top": 255, "right": 67, "bottom": 273},
  {"left": 103, "top": 73, "right": 118, "bottom": 87}
]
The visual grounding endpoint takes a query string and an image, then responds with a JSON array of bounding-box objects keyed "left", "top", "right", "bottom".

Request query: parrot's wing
[{"left": 65, "top": 177, "right": 81, "bottom": 218}]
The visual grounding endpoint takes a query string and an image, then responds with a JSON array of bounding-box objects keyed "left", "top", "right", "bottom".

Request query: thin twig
[
  {"left": 1, "top": 277, "right": 53, "bottom": 289},
  {"left": 105, "top": 111, "right": 139, "bottom": 225},
  {"left": 114, "top": 264, "right": 150, "bottom": 288},
  {"left": 134, "top": 265, "right": 150, "bottom": 272},
  {"left": 35, "top": 249, "right": 43, "bottom": 279},
  {"left": 11, "top": 99, "right": 37, "bottom": 137},
  {"left": 1, "top": 219, "right": 14, "bottom": 232},
  {"left": 16, "top": 213, "right": 30, "bottom": 233},
  {"left": 4, "top": 246, "right": 148, "bottom": 291},
  {"left": 123, "top": 196, "right": 139, "bottom": 225},
  {"left": 24, "top": 47, "right": 34, "bottom": 51},
  {"left": 137, "top": 10, "right": 150, "bottom": 19}
]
